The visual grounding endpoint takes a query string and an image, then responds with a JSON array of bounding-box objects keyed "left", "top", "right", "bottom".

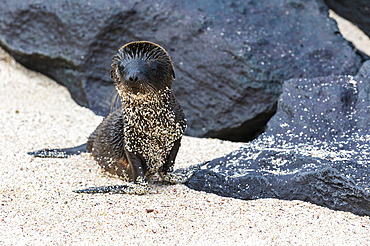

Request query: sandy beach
[{"left": 0, "top": 22, "right": 369, "bottom": 246}]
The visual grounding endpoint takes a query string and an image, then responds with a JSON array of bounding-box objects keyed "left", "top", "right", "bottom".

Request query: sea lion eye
[
  {"left": 148, "top": 62, "right": 160, "bottom": 76},
  {"left": 152, "top": 67, "right": 159, "bottom": 75},
  {"left": 118, "top": 65, "right": 125, "bottom": 75}
]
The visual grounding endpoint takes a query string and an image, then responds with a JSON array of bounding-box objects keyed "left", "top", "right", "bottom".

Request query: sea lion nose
[
  {"left": 129, "top": 76, "right": 138, "bottom": 82},
  {"left": 126, "top": 71, "right": 140, "bottom": 83}
]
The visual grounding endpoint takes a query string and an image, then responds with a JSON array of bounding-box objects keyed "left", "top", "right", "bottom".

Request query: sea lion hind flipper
[
  {"left": 73, "top": 183, "right": 149, "bottom": 195},
  {"left": 28, "top": 143, "right": 88, "bottom": 158}
]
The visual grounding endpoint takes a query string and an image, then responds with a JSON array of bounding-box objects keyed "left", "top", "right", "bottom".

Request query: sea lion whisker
[
  {"left": 113, "top": 91, "right": 121, "bottom": 112},
  {"left": 109, "top": 89, "right": 120, "bottom": 113}
]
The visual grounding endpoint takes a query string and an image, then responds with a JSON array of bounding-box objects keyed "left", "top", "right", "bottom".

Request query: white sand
[{"left": 0, "top": 48, "right": 369, "bottom": 245}]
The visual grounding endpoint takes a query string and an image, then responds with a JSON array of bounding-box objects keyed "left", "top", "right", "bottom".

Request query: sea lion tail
[{"left": 27, "top": 143, "right": 88, "bottom": 158}]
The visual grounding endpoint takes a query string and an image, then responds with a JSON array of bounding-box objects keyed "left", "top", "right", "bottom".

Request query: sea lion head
[{"left": 111, "top": 41, "right": 175, "bottom": 95}]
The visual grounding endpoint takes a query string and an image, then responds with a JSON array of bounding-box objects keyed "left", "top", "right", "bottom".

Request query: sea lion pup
[{"left": 29, "top": 41, "right": 201, "bottom": 194}]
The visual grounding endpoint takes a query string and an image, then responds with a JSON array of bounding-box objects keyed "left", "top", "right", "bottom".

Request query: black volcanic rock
[
  {"left": 187, "top": 61, "right": 370, "bottom": 216},
  {"left": 0, "top": 0, "right": 364, "bottom": 141}
]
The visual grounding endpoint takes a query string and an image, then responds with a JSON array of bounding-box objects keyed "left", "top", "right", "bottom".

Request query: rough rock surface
[
  {"left": 324, "top": 0, "right": 370, "bottom": 38},
  {"left": 0, "top": 0, "right": 365, "bottom": 141},
  {"left": 186, "top": 61, "right": 370, "bottom": 216}
]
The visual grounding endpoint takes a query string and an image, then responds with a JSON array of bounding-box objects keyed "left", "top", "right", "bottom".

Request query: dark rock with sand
[
  {"left": 0, "top": 0, "right": 364, "bottom": 141},
  {"left": 187, "top": 61, "right": 370, "bottom": 216}
]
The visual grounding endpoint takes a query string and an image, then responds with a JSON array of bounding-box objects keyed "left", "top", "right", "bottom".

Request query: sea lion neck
[{"left": 119, "top": 86, "right": 173, "bottom": 108}]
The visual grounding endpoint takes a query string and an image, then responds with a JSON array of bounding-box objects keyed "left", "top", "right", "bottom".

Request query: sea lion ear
[
  {"left": 110, "top": 67, "right": 116, "bottom": 81},
  {"left": 171, "top": 67, "right": 176, "bottom": 80}
]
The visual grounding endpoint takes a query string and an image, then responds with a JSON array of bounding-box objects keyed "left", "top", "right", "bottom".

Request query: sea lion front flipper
[
  {"left": 124, "top": 149, "right": 147, "bottom": 182},
  {"left": 27, "top": 143, "right": 88, "bottom": 158},
  {"left": 160, "top": 138, "right": 182, "bottom": 175},
  {"left": 73, "top": 183, "right": 149, "bottom": 195}
]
